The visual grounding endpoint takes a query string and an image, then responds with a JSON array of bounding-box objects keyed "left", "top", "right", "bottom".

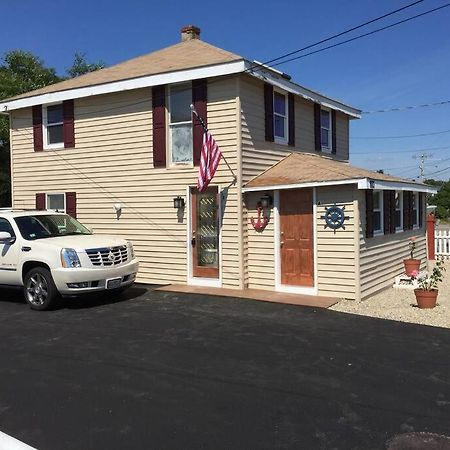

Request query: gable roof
[
  {"left": 243, "top": 152, "right": 437, "bottom": 194},
  {"left": 5, "top": 39, "right": 243, "bottom": 102}
]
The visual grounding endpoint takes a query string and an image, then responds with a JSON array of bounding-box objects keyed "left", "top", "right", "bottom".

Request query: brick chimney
[{"left": 181, "top": 25, "right": 201, "bottom": 41}]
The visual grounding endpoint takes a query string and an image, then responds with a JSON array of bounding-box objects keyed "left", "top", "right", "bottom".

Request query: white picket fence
[{"left": 435, "top": 230, "right": 450, "bottom": 259}]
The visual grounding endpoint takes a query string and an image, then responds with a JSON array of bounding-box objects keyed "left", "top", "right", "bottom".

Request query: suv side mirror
[{"left": 0, "top": 231, "right": 16, "bottom": 245}]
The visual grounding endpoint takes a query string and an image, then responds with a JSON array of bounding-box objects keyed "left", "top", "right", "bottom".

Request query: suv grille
[{"left": 86, "top": 246, "right": 128, "bottom": 266}]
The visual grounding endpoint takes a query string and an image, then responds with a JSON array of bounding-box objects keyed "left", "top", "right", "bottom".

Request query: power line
[
  {"left": 362, "top": 99, "right": 450, "bottom": 114},
  {"left": 351, "top": 129, "right": 450, "bottom": 140},
  {"left": 268, "top": 3, "right": 450, "bottom": 68},
  {"left": 426, "top": 165, "right": 450, "bottom": 176},
  {"left": 352, "top": 145, "right": 450, "bottom": 154},
  {"left": 247, "top": 0, "right": 426, "bottom": 70}
]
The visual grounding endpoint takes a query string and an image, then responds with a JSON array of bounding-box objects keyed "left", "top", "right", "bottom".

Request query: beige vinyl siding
[
  {"left": 240, "top": 75, "right": 350, "bottom": 184},
  {"left": 335, "top": 111, "right": 349, "bottom": 160},
  {"left": 358, "top": 190, "right": 427, "bottom": 299},
  {"left": 10, "top": 78, "right": 242, "bottom": 288},
  {"left": 316, "top": 185, "right": 357, "bottom": 299},
  {"left": 245, "top": 185, "right": 357, "bottom": 298},
  {"left": 245, "top": 191, "right": 275, "bottom": 290}
]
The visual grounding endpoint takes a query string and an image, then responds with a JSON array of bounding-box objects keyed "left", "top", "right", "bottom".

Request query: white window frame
[
  {"left": 273, "top": 90, "right": 288, "bottom": 144},
  {"left": 168, "top": 82, "right": 193, "bottom": 167},
  {"left": 412, "top": 192, "right": 420, "bottom": 229},
  {"left": 46, "top": 193, "right": 66, "bottom": 213},
  {"left": 373, "top": 190, "right": 383, "bottom": 236},
  {"left": 395, "top": 191, "right": 403, "bottom": 233},
  {"left": 43, "top": 102, "right": 64, "bottom": 150},
  {"left": 320, "top": 107, "right": 332, "bottom": 153}
]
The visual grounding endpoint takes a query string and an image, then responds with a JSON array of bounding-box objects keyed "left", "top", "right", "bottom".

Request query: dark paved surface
[{"left": 0, "top": 286, "right": 449, "bottom": 450}]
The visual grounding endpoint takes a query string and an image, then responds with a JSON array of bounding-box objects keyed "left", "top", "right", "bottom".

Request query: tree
[
  {"left": 0, "top": 50, "right": 105, "bottom": 206},
  {"left": 425, "top": 178, "right": 450, "bottom": 220},
  {"left": 66, "top": 52, "right": 105, "bottom": 78}
]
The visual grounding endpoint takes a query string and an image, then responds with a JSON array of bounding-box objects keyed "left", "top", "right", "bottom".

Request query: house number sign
[{"left": 320, "top": 204, "right": 350, "bottom": 233}]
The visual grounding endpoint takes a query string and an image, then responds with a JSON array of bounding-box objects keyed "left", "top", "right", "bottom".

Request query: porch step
[{"left": 156, "top": 284, "right": 339, "bottom": 308}]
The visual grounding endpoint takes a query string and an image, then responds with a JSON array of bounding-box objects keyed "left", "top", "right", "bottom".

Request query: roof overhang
[
  {"left": 0, "top": 58, "right": 361, "bottom": 118},
  {"left": 0, "top": 59, "right": 247, "bottom": 112},
  {"left": 244, "top": 61, "right": 361, "bottom": 118},
  {"left": 243, "top": 178, "right": 438, "bottom": 194}
]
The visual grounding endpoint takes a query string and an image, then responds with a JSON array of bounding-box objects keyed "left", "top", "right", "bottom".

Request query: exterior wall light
[{"left": 173, "top": 196, "right": 185, "bottom": 210}]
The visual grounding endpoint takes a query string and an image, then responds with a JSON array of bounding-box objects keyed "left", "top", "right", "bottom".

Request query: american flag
[{"left": 197, "top": 131, "right": 222, "bottom": 192}]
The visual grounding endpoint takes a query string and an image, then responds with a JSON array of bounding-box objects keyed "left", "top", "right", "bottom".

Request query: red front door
[
  {"left": 280, "top": 188, "right": 314, "bottom": 286},
  {"left": 191, "top": 187, "right": 220, "bottom": 279}
]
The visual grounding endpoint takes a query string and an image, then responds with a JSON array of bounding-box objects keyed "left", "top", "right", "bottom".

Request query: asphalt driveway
[{"left": 0, "top": 286, "right": 449, "bottom": 450}]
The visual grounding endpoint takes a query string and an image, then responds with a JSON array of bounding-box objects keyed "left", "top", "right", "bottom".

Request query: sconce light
[
  {"left": 173, "top": 196, "right": 185, "bottom": 210},
  {"left": 251, "top": 194, "right": 272, "bottom": 232},
  {"left": 113, "top": 203, "right": 122, "bottom": 220}
]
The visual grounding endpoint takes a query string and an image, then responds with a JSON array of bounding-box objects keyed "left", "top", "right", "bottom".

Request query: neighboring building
[{"left": 0, "top": 25, "right": 436, "bottom": 301}]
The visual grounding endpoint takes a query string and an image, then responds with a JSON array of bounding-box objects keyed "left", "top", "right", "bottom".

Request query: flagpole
[{"left": 190, "top": 104, "right": 237, "bottom": 181}]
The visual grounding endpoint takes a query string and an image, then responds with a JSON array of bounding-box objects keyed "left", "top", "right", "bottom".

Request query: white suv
[{"left": 0, "top": 210, "right": 139, "bottom": 310}]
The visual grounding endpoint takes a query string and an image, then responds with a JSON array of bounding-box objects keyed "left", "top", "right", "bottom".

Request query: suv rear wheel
[{"left": 23, "top": 267, "right": 59, "bottom": 311}]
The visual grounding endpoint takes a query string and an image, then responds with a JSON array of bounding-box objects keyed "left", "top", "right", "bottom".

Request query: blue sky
[{"left": 2, "top": 0, "right": 449, "bottom": 179}]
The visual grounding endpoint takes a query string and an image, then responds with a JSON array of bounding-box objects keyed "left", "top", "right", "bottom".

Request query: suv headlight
[
  {"left": 61, "top": 248, "right": 82, "bottom": 268},
  {"left": 127, "top": 241, "right": 135, "bottom": 259}
]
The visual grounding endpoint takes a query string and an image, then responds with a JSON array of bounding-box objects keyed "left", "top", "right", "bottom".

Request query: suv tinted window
[{"left": 0, "top": 218, "right": 15, "bottom": 236}]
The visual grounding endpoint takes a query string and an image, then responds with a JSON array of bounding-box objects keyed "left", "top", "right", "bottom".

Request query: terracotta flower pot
[
  {"left": 404, "top": 258, "right": 421, "bottom": 276},
  {"left": 414, "top": 289, "right": 438, "bottom": 309}
]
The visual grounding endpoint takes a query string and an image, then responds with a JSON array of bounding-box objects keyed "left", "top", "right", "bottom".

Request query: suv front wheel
[{"left": 23, "top": 267, "right": 59, "bottom": 311}]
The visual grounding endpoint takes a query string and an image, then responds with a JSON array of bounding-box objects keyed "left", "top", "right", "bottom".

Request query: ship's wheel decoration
[{"left": 321, "top": 204, "right": 349, "bottom": 233}]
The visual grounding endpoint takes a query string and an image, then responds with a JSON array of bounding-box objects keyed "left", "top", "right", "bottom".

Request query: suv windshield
[{"left": 14, "top": 215, "right": 92, "bottom": 241}]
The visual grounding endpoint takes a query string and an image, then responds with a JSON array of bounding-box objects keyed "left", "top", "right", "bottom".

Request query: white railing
[{"left": 435, "top": 230, "right": 450, "bottom": 259}]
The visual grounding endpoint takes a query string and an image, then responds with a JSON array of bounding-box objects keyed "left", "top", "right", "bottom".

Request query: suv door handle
[{"left": 21, "top": 246, "right": 31, "bottom": 252}]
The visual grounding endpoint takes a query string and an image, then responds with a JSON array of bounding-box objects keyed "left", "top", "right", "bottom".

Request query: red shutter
[
  {"left": 403, "top": 191, "right": 413, "bottom": 231},
  {"left": 408, "top": 192, "right": 414, "bottom": 230},
  {"left": 264, "top": 83, "right": 274, "bottom": 142},
  {"left": 314, "top": 103, "right": 321, "bottom": 151},
  {"left": 383, "top": 190, "right": 391, "bottom": 235},
  {"left": 419, "top": 192, "right": 424, "bottom": 228},
  {"left": 66, "top": 192, "right": 77, "bottom": 219},
  {"left": 35, "top": 193, "right": 46, "bottom": 210},
  {"left": 389, "top": 190, "right": 396, "bottom": 233},
  {"left": 32, "top": 105, "right": 43, "bottom": 152},
  {"left": 152, "top": 85, "right": 166, "bottom": 168},
  {"left": 63, "top": 99, "right": 75, "bottom": 148},
  {"left": 192, "top": 79, "right": 207, "bottom": 166},
  {"left": 288, "top": 93, "right": 295, "bottom": 147},
  {"left": 331, "top": 110, "right": 337, "bottom": 154},
  {"left": 365, "top": 190, "right": 374, "bottom": 238}
]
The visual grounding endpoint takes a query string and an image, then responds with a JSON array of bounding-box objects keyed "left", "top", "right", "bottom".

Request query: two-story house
[{"left": 0, "top": 25, "right": 436, "bottom": 302}]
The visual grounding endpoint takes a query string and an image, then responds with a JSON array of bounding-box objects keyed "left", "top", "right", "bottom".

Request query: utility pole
[{"left": 412, "top": 153, "right": 431, "bottom": 182}]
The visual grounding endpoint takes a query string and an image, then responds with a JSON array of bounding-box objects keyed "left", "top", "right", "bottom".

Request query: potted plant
[
  {"left": 411, "top": 258, "right": 446, "bottom": 309},
  {"left": 404, "top": 237, "right": 421, "bottom": 276}
]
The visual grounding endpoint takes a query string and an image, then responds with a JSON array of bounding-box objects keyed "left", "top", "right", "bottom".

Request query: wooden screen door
[
  {"left": 280, "top": 188, "right": 314, "bottom": 286},
  {"left": 191, "top": 186, "right": 220, "bottom": 278}
]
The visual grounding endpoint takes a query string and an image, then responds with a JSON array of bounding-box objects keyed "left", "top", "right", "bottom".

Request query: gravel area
[{"left": 330, "top": 260, "right": 450, "bottom": 329}]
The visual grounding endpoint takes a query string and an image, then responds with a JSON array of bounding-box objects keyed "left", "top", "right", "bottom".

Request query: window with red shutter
[
  {"left": 331, "top": 110, "right": 337, "bottom": 154},
  {"left": 264, "top": 83, "right": 274, "bottom": 142},
  {"left": 314, "top": 103, "right": 321, "bottom": 151},
  {"left": 65, "top": 192, "right": 77, "bottom": 218},
  {"left": 35, "top": 193, "right": 45, "bottom": 210},
  {"left": 63, "top": 100, "right": 75, "bottom": 148},
  {"left": 288, "top": 93, "right": 295, "bottom": 147},
  {"left": 365, "top": 190, "right": 374, "bottom": 238}
]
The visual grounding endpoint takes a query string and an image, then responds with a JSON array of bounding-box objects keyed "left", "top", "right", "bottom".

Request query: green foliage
[
  {"left": 425, "top": 178, "right": 450, "bottom": 219},
  {"left": 415, "top": 257, "right": 446, "bottom": 291},
  {"left": 66, "top": 52, "right": 105, "bottom": 78}
]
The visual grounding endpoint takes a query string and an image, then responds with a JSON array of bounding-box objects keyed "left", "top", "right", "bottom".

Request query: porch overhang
[{"left": 242, "top": 152, "right": 438, "bottom": 195}]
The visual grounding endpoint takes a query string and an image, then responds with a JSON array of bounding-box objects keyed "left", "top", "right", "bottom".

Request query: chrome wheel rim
[{"left": 26, "top": 273, "right": 48, "bottom": 306}]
